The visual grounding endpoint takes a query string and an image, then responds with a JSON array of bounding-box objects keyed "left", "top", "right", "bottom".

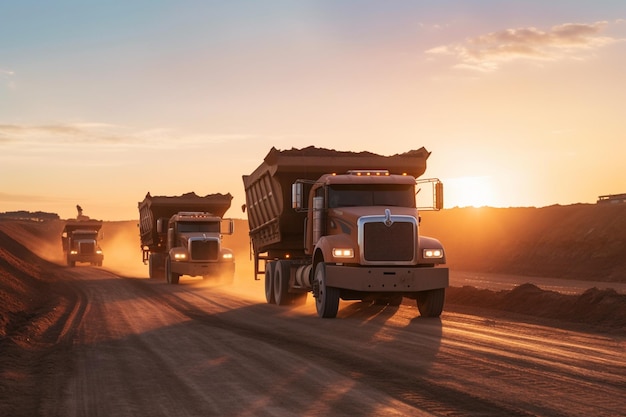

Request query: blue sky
[{"left": 1, "top": 1, "right": 625, "bottom": 220}]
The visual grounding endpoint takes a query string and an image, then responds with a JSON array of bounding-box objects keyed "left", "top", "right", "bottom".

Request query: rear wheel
[
  {"left": 274, "top": 260, "right": 292, "bottom": 306},
  {"left": 264, "top": 261, "right": 275, "bottom": 304},
  {"left": 165, "top": 256, "right": 180, "bottom": 285},
  {"left": 314, "top": 262, "right": 340, "bottom": 318},
  {"left": 416, "top": 288, "right": 445, "bottom": 317},
  {"left": 149, "top": 253, "right": 165, "bottom": 279}
]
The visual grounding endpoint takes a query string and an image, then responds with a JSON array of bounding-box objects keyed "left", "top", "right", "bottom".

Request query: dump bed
[
  {"left": 62, "top": 219, "right": 103, "bottom": 234},
  {"left": 242, "top": 146, "right": 430, "bottom": 253},
  {"left": 138, "top": 192, "right": 233, "bottom": 248}
]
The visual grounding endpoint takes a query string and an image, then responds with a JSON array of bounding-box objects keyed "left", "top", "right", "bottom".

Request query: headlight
[
  {"left": 333, "top": 248, "right": 354, "bottom": 258},
  {"left": 96, "top": 250, "right": 103, "bottom": 254},
  {"left": 222, "top": 253, "right": 233, "bottom": 260},
  {"left": 70, "top": 250, "right": 78, "bottom": 255},
  {"left": 423, "top": 249, "right": 443, "bottom": 259},
  {"left": 171, "top": 248, "right": 187, "bottom": 260}
]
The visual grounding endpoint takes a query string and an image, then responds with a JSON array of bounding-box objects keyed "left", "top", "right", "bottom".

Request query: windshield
[
  {"left": 328, "top": 184, "right": 415, "bottom": 208},
  {"left": 177, "top": 222, "right": 220, "bottom": 233}
]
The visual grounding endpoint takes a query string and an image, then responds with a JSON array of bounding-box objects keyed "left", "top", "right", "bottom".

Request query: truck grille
[
  {"left": 362, "top": 221, "right": 415, "bottom": 262},
  {"left": 79, "top": 241, "right": 96, "bottom": 254},
  {"left": 190, "top": 240, "right": 218, "bottom": 261}
]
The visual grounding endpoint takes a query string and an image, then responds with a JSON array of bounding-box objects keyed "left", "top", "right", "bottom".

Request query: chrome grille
[
  {"left": 79, "top": 241, "right": 96, "bottom": 254},
  {"left": 190, "top": 240, "right": 218, "bottom": 261},
  {"left": 363, "top": 222, "right": 414, "bottom": 261}
]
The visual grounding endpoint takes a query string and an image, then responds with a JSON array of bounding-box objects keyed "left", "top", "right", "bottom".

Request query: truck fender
[
  {"left": 314, "top": 234, "right": 355, "bottom": 264},
  {"left": 418, "top": 235, "right": 446, "bottom": 264}
]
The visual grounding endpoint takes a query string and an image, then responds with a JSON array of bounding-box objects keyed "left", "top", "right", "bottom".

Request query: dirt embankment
[
  {"left": 420, "top": 204, "right": 626, "bottom": 282},
  {"left": 2, "top": 204, "right": 626, "bottom": 341},
  {"left": 1, "top": 206, "right": 626, "bottom": 414}
]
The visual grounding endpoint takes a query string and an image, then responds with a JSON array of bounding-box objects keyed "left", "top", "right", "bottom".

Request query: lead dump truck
[
  {"left": 61, "top": 219, "right": 104, "bottom": 267},
  {"left": 243, "top": 146, "right": 448, "bottom": 318},
  {"left": 138, "top": 192, "right": 235, "bottom": 284}
]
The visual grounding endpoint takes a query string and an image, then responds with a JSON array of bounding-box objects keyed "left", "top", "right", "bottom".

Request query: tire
[
  {"left": 274, "top": 260, "right": 292, "bottom": 306},
  {"left": 264, "top": 261, "right": 275, "bottom": 304},
  {"left": 148, "top": 254, "right": 156, "bottom": 278},
  {"left": 416, "top": 288, "right": 445, "bottom": 317},
  {"left": 149, "top": 253, "right": 165, "bottom": 280},
  {"left": 314, "top": 262, "right": 340, "bottom": 318},
  {"left": 165, "top": 256, "right": 180, "bottom": 285}
]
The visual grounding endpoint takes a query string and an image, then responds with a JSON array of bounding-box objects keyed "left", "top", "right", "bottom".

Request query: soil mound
[
  {"left": 447, "top": 284, "right": 626, "bottom": 330},
  {"left": 420, "top": 204, "right": 626, "bottom": 282}
]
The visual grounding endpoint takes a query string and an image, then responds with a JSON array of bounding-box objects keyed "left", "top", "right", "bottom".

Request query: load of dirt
[{"left": 277, "top": 145, "right": 429, "bottom": 158}]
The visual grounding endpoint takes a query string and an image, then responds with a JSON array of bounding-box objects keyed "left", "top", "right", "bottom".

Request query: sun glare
[{"left": 445, "top": 176, "right": 495, "bottom": 208}]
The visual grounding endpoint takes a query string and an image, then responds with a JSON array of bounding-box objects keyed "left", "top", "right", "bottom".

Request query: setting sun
[{"left": 445, "top": 176, "right": 495, "bottom": 208}]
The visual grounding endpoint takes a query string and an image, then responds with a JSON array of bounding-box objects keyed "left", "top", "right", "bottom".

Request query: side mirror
[
  {"left": 222, "top": 219, "right": 235, "bottom": 235},
  {"left": 157, "top": 218, "right": 167, "bottom": 234},
  {"left": 292, "top": 182, "right": 303, "bottom": 210},
  {"left": 435, "top": 181, "right": 444, "bottom": 210}
]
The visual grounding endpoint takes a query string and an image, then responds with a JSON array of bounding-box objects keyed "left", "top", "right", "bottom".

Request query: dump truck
[
  {"left": 242, "top": 146, "right": 448, "bottom": 318},
  {"left": 138, "top": 192, "right": 235, "bottom": 284},
  {"left": 61, "top": 206, "right": 104, "bottom": 267}
]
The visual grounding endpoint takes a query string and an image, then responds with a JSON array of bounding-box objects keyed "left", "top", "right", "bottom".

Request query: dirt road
[{"left": 19, "top": 267, "right": 624, "bottom": 417}]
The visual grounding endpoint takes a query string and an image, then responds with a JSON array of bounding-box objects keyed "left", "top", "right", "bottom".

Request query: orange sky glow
[{"left": 1, "top": 3, "right": 625, "bottom": 220}]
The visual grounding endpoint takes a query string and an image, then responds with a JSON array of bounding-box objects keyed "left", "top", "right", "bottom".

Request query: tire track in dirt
[{"left": 131, "top": 280, "right": 545, "bottom": 416}]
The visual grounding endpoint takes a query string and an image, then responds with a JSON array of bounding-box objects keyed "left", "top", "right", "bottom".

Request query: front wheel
[
  {"left": 416, "top": 288, "right": 445, "bottom": 317},
  {"left": 165, "top": 256, "right": 180, "bottom": 285},
  {"left": 314, "top": 262, "right": 340, "bottom": 318}
]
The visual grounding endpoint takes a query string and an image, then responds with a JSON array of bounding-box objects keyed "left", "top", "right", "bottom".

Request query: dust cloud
[{"left": 99, "top": 221, "right": 148, "bottom": 278}]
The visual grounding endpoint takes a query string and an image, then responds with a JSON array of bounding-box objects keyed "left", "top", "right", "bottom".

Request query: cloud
[
  {"left": 1, "top": 68, "right": 16, "bottom": 89},
  {"left": 0, "top": 191, "right": 63, "bottom": 203},
  {"left": 0, "top": 123, "right": 259, "bottom": 151},
  {"left": 426, "top": 21, "right": 620, "bottom": 72}
]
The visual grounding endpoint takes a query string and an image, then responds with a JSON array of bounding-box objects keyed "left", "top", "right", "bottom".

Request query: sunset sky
[{"left": 1, "top": 1, "right": 625, "bottom": 220}]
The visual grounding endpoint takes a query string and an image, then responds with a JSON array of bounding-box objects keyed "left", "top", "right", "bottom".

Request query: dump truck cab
[
  {"left": 164, "top": 211, "right": 235, "bottom": 284},
  {"left": 299, "top": 171, "right": 431, "bottom": 257}
]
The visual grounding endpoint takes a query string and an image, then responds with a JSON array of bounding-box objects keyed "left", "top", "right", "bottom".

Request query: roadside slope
[{"left": 420, "top": 204, "right": 626, "bottom": 282}]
